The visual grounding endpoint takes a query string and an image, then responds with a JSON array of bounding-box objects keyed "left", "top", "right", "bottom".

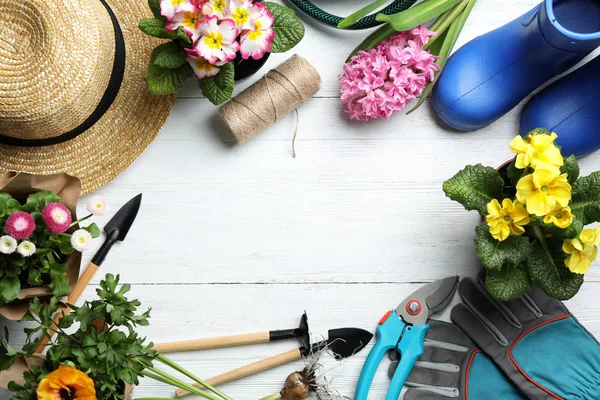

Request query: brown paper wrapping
[
  {"left": 0, "top": 357, "right": 133, "bottom": 399},
  {"left": 0, "top": 172, "right": 83, "bottom": 320}
]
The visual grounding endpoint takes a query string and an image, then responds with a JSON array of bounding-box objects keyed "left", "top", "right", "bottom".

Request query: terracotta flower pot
[{"left": 0, "top": 172, "right": 83, "bottom": 320}]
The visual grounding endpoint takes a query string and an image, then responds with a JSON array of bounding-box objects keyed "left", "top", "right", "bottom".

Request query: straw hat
[{"left": 0, "top": 0, "right": 176, "bottom": 194}]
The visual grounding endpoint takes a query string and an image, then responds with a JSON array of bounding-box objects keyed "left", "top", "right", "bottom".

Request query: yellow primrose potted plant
[
  {"left": 444, "top": 129, "right": 600, "bottom": 300},
  {"left": 0, "top": 274, "right": 232, "bottom": 400}
]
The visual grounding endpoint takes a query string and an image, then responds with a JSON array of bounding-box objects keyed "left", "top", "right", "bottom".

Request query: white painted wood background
[{"left": 5, "top": 0, "right": 600, "bottom": 398}]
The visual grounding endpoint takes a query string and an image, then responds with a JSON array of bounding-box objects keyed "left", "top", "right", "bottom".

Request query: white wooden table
[{"left": 12, "top": 1, "right": 600, "bottom": 398}]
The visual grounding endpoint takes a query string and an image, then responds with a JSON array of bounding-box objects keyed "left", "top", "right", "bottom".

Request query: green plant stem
[
  {"left": 424, "top": 0, "right": 468, "bottom": 50},
  {"left": 428, "top": 8, "right": 452, "bottom": 32},
  {"left": 142, "top": 368, "right": 223, "bottom": 400},
  {"left": 259, "top": 394, "right": 282, "bottom": 400},
  {"left": 70, "top": 214, "right": 92, "bottom": 228},
  {"left": 533, "top": 224, "right": 550, "bottom": 253},
  {"left": 338, "top": 0, "right": 392, "bottom": 29},
  {"left": 156, "top": 354, "right": 232, "bottom": 400},
  {"left": 406, "top": 0, "right": 477, "bottom": 114},
  {"left": 347, "top": 23, "right": 396, "bottom": 61},
  {"left": 375, "top": 0, "right": 462, "bottom": 31}
]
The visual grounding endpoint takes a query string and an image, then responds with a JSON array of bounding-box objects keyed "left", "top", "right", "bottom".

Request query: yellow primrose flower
[
  {"left": 486, "top": 198, "right": 530, "bottom": 241},
  {"left": 509, "top": 132, "right": 563, "bottom": 169},
  {"left": 543, "top": 206, "right": 574, "bottom": 229},
  {"left": 516, "top": 164, "right": 571, "bottom": 216},
  {"left": 563, "top": 227, "right": 600, "bottom": 274}
]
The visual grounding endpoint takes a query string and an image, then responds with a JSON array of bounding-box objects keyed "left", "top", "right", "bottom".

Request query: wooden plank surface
[{"left": 3, "top": 0, "right": 600, "bottom": 399}]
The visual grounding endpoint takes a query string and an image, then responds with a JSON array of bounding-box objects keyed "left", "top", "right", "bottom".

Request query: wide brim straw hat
[{"left": 0, "top": 0, "right": 176, "bottom": 194}]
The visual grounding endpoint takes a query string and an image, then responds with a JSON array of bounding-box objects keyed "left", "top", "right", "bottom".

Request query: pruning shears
[{"left": 355, "top": 276, "right": 459, "bottom": 400}]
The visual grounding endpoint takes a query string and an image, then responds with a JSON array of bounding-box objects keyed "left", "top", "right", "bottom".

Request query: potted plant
[
  {"left": 0, "top": 274, "right": 233, "bottom": 400},
  {"left": 443, "top": 129, "right": 600, "bottom": 301},
  {"left": 0, "top": 173, "right": 106, "bottom": 320},
  {"left": 139, "top": 0, "right": 305, "bottom": 104}
]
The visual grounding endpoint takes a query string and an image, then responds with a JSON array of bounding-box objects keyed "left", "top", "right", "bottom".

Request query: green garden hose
[{"left": 287, "top": 0, "right": 418, "bottom": 30}]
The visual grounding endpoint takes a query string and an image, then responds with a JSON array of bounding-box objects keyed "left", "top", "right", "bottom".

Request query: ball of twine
[{"left": 219, "top": 55, "right": 321, "bottom": 144}]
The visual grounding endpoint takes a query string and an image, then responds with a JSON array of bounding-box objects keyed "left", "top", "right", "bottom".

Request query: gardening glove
[
  {"left": 402, "top": 319, "right": 525, "bottom": 399},
  {"left": 452, "top": 272, "right": 600, "bottom": 400}
]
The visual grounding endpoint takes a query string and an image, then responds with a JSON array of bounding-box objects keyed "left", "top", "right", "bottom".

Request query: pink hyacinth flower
[
  {"left": 5, "top": 212, "right": 35, "bottom": 240},
  {"left": 192, "top": 16, "right": 239, "bottom": 65},
  {"left": 239, "top": 4, "right": 274, "bottom": 60},
  {"left": 338, "top": 26, "right": 440, "bottom": 121},
  {"left": 42, "top": 203, "right": 72, "bottom": 234},
  {"left": 160, "top": 0, "right": 196, "bottom": 20}
]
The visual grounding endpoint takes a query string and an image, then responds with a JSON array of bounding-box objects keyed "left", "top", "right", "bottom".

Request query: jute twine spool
[{"left": 219, "top": 55, "right": 321, "bottom": 144}]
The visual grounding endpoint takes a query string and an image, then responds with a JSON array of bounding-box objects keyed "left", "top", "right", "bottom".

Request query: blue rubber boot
[
  {"left": 433, "top": 0, "right": 600, "bottom": 131},
  {"left": 521, "top": 55, "right": 600, "bottom": 158}
]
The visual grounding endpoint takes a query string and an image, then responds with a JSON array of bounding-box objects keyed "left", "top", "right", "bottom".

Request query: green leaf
[
  {"left": 199, "top": 62, "right": 235, "bottom": 105},
  {"left": 474, "top": 222, "right": 532, "bottom": 271},
  {"left": 21, "top": 191, "right": 61, "bottom": 213},
  {"left": 146, "top": 60, "right": 193, "bottom": 95},
  {"left": 138, "top": 18, "right": 177, "bottom": 40},
  {"left": 527, "top": 238, "right": 583, "bottom": 300},
  {"left": 148, "top": 0, "right": 163, "bottom": 18},
  {"left": 543, "top": 219, "right": 583, "bottom": 240},
  {"left": 0, "top": 193, "right": 14, "bottom": 217},
  {"left": 485, "top": 263, "right": 532, "bottom": 301},
  {"left": 151, "top": 41, "right": 187, "bottom": 69},
  {"left": 264, "top": 2, "right": 305, "bottom": 53},
  {"left": 570, "top": 171, "right": 600, "bottom": 225},
  {"left": 27, "top": 267, "right": 43, "bottom": 286},
  {"left": 84, "top": 223, "right": 101, "bottom": 239},
  {"left": 443, "top": 164, "right": 504, "bottom": 215},
  {"left": 376, "top": 0, "right": 463, "bottom": 32},
  {"left": 506, "top": 158, "right": 524, "bottom": 186},
  {"left": 560, "top": 154, "right": 580, "bottom": 185},
  {"left": 0, "top": 276, "right": 20, "bottom": 305},
  {"left": 49, "top": 263, "right": 71, "bottom": 297},
  {"left": 175, "top": 26, "right": 193, "bottom": 45},
  {"left": 338, "top": 0, "right": 390, "bottom": 29}
]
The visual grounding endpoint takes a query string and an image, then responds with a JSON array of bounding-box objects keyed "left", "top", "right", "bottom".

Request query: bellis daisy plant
[
  {"left": 0, "top": 191, "right": 107, "bottom": 307},
  {"left": 139, "top": 0, "right": 305, "bottom": 104},
  {"left": 0, "top": 274, "right": 233, "bottom": 400},
  {"left": 339, "top": 26, "right": 439, "bottom": 121},
  {"left": 443, "top": 128, "right": 600, "bottom": 301}
]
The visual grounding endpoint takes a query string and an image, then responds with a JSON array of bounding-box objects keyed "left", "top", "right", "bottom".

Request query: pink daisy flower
[
  {"left": 160, "top": 0, "right": 196, "bottom": 20},
  {"left": 42, "top": 203, "right": 72, "bottom": 234},
  {"left": 5, "top": 211, "right": 35, "bottom": 239},
  {"left": 338, "top": 26, "right": 440, "bottom": 121},
  {"left": 166, "top": 9, "right": 203, "bottom": 44}
]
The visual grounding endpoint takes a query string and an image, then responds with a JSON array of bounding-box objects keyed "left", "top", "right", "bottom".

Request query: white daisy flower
[
  {"left": 87, "top": 196, "right": 109, "bottom": 216},
  {"left": 202, "top": 0, "right": 230, "bottom": 18},
  {"left": 17, "top": 241, "right": 36, "bottom": 257},
  {"left": 227, "top": 0, "right": 256, "bottom": 30},
  {"left": 239, "top": 5, "right": 274, "bottom": 60},
  {"left": 71, "top": 229, "right": 93, "bottom": 252},
  {"left": 0, "top": 235, "right": 17, "bottom": 254}
]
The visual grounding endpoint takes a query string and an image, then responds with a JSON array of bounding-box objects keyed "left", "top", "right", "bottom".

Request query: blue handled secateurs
[{"left": 355, "top": 276, "right": 459, "bottom": 400}]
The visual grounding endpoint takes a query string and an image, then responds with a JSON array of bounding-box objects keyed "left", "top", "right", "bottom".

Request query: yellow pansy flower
[
  {"left": 563, "top": 227, "right": 600, "bottom": 274},
  {"left": 543, "top": 206, "right": 574, "bottom": 229},
  {"left": 486, "top": 198, "right": 530, "bottom": 241},
  {"left": 509, "top": 132, "right": 563, "bottom": 169},
  {"left": 516, "top": 164, "right": 571, "bottom": 216}
]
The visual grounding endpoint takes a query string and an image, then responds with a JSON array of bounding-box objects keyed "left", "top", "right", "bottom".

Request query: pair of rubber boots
[{"left": 433, "top": 0, "right": 600, "bottom": 158}]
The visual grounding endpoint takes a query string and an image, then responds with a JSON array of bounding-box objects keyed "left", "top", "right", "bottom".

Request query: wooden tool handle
[
  {"left": 34, "top": 262, "right": 99, "bottom": 354},
  {"left": 154, "top": 332, "right": 270, "bottom": 353},
  {"left": 175, "top": 348, "right": 302, "bottom": 398}
]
